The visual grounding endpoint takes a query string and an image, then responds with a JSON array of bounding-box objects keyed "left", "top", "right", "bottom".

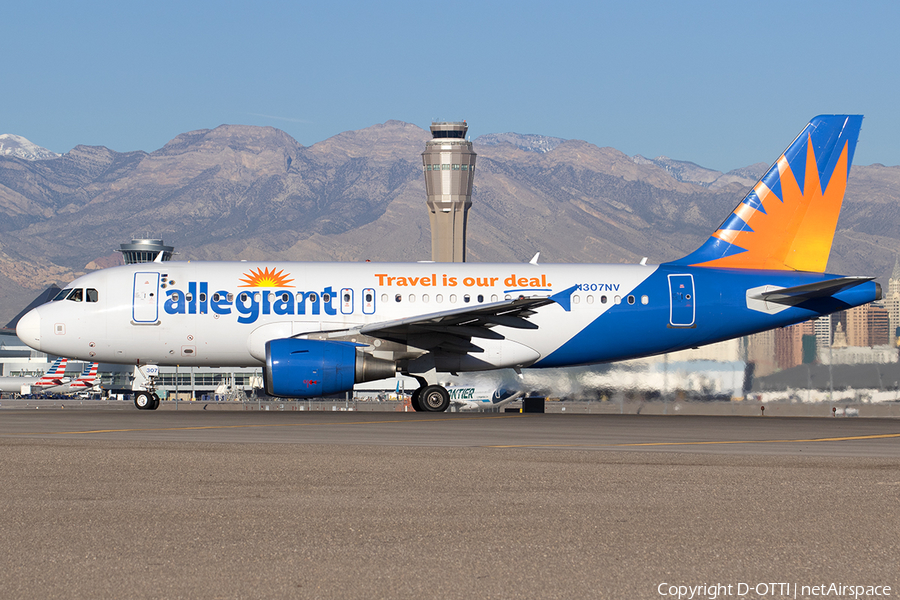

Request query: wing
[{"left": 358, "top": 286, "right": 576, "bottom": 354}]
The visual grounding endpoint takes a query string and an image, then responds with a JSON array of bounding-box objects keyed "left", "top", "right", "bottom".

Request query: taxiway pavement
[{"left": 1, "top": 411, "right": 898, "bottom": 599}]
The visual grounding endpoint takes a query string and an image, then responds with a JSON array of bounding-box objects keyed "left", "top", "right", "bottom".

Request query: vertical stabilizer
[{"left": 671, "top": 115, "right": 862, "bottom": 272}]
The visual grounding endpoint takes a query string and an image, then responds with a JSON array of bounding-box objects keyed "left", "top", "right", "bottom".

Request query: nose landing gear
[{"left": 134, "top": 390, "right": 160, "bottom": 410}]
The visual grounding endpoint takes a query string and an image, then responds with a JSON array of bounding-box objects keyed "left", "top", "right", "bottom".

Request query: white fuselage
[{"left": 16, "top": 261, "right": 654, "bottom": 371}]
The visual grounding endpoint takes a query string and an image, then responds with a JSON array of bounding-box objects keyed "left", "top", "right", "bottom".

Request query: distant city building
[
  {"left": 868, "top": 304, "right": 890, "bottom": 346},
  {"left": 774, "top": 321, "right": 815, "bottom": 370},
  {"left": 422, "top": 122, "right": 476, "bottom": 262},
  {"left": 814, "top": 315, "right": 832, "bottom": 353},
  {"left": 886, "top": 257, "right": 900, "bottom": 345},
  {"left": 746, "top": 329, "right": 777, "bottom": 377},
  {"left": 117, "top": 237, "right": 174, "bottom": 264},
  {"left": 845, "top": 303, "right": 871, "bottom": 347},
  {"left": 819, "top": 345, "right": 898, "bottom": 365}
]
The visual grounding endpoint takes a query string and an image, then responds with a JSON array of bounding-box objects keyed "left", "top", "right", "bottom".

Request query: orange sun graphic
[{"left": 238, "top": 267, "right": 295, "bottom": 288}]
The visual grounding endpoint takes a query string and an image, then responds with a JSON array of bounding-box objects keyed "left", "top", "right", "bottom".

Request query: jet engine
[{"left": 264, "top": 338, "right": 395, "bottom": 398}]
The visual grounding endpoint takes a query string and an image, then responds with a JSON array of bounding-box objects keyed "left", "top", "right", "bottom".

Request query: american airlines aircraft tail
[{"left": 16, "top": 115, "right": 879, "bottom": 412}]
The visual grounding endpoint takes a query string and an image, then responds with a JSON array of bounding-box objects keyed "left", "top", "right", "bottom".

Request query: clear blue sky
[{"left": 3, "top": 0, "right": 898, "bottom": 172}]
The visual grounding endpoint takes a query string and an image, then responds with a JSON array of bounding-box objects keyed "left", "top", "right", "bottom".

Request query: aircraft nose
[{"left": 16, "top": 309, "right": 41, "bottom": 351}]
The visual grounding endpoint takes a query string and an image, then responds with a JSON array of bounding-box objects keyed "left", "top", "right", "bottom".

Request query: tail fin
[
  {"left": 671, "top": 115, "right": 862, "bottom": 272},
  {"left": 48, "top": 357, "right": 67, "bottom": 377},
  {"left": 77, "top": 363, "right": 99, "bottom": 382}
]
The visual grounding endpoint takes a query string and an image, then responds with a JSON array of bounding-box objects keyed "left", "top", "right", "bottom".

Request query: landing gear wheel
[
  {"left": 150, "top": 393, "right": 160, "bottom": 410},
  {"left": 134, "top": 391, "right": 154, "bottom": 410},
  {"left": 419, "top": 385, "right": 450, "bottom": 412},
  {"left": 410, "top": 388, "right": 423, "bottom": 412}
]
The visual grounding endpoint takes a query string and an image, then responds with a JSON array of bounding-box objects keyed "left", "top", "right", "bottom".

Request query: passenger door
[
  {"left": 668, "top": 274, "right": 695, "bottom": 328},
  {"left": 133, "top": 272, "right": 160, "bottom": 324}
]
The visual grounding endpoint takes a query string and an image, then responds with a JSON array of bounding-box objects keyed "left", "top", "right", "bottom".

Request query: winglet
[{"left": 550, "top": 285, "right": 578, "bottom": 312}]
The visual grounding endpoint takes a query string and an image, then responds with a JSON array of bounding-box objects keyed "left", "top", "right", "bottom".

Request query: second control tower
[{"left": 422, "top": 121, "right": 476, "bottom": 262}]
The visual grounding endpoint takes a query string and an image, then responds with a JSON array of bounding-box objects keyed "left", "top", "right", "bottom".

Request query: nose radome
[{"left": 16, "top": 309, "right": 41, "bottom": 351}]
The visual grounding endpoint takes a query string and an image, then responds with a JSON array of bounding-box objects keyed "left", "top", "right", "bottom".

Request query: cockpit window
[
  {"left": 86, "top": 288, "right": 99, "bottom": 302},
  {"left": 66, "top": 289, "right": 83, "bottom": 302},
  {"left": 53, "top": 288, "right": 72, "bottom": 301}
]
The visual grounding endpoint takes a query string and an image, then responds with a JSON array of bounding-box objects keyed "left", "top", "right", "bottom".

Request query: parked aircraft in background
[
  {"left": 16, "top": 115, "right": 879, "bottom": 411},
  {"left": 46, "top": 362, "right": 100, "bottom": 395},
  {"left": 445, "top": 383, "right": 525, "bottom": 411},
  {"left": 0, "top": 357, "right": 68, "bottom": 394}
]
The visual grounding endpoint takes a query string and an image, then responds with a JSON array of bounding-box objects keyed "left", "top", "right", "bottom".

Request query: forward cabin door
[
  {"left": 133, "top": 272, "right": 160, "bottom": 324},
  {"left": 668, "top": 274, "right": 695, "bottom": 328}
]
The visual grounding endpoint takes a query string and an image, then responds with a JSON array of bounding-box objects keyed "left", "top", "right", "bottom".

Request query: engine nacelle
[{"left": 264, "top": 338, "right": 395, "bottom": 398}]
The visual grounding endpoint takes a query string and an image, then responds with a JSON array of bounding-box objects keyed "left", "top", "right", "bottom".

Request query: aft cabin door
[
  {"left": 668, "top": 274, "right": 695, "bottom": 328},
  {"left": 133, "top": 272, "right": 160, "bottom": 324}
]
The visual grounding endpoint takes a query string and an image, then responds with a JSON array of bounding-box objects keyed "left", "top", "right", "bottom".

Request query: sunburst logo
[{"left": 238, "top": 267, "right": 295, "bottom": 288}]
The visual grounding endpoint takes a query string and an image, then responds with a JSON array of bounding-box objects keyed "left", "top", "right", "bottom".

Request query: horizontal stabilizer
[{"left": 751, "top": 276, "right": 875, "bottom": 306}]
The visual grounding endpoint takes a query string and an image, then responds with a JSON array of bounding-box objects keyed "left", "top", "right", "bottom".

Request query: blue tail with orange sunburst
[{"left": 671, "top": 115, "right": 863, "bottom": 273}]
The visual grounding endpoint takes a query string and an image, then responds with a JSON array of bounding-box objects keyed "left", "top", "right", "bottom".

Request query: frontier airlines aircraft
[{"left": 16, "top": 115, "right": 879, "bottom": 411}]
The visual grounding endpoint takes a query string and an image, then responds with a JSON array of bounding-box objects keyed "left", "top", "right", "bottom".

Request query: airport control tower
[
  {"left": 422, "top": 121, "right": 476, "bottom": 262},
  {"left": 116, "top": 237, "right": 175, "bottom": 264}
]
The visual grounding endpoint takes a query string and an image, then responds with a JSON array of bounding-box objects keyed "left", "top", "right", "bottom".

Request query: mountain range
[{"left": 1, "top": 121, "right": 899, "bottom": 326}]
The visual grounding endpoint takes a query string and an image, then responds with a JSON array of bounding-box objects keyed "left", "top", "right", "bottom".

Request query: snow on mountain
[
  {"left": 0, "top": 134, "right": 60, "bottom": 160},
  {"left": 474, "top": 132, "right": 566, "bottom": 153}
]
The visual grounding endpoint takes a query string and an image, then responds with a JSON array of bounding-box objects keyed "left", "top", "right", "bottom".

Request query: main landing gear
[
  {"left": 410, "top": 384, "right": 450, "bottom": 412},
  {"left": 134, "top": 391, "right": 160, "bottom": 410}
]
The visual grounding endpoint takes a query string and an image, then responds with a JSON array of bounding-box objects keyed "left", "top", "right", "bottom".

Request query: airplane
[
  {"left": 0, "top": 357, "right": 68, "bottom": 394},
  {"left": 15, "top": 115, "right": 880, "bottom": 412},
  {"left": 445, "top": 383, "right": 525, "bottom": 411},
  {"left": 45, "top": 362, "right": 100, "bottom": 395}
]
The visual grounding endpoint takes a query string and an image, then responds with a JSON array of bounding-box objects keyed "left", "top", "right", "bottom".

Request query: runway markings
[
  {"left": 488, "top": 432, "right": 900, "bottom": 449},
  {"left": 5, "top": 414, "right": 519, "bottom": 437}
]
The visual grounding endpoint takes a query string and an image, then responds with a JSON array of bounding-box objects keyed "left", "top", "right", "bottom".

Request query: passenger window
[
  {"left": 614, "top": 296, "right": 621, "bottom": 305},
  {"left": 491, "top": 294, "right": 498, "bottom": 302},
  {"left": 409, "top": 294, "right": 415, "bottom": 303},
  {"left": 283, "top": 293, "right": 292, "bottom": 303},
  {"left": 601, "top": 295, "right": 607, "bottom": 304},
  {"left": 213, "top": 293, "right": 221, "bottom": 302},
  {"left": 587, "top": 295, "right": 594, "bottom": 304},
  {"left": 395, "top": 294, "right": 402, "bottom": 303},
  {"left": 627, "top": 295, "right": 635, "bottom": 305},
  {"left": 422, "top": 294, "right": 430, "bottom": 303},
  {"left": 477, "top": 294, "right": 484, "bottom": 303},
  {"left": 381, "top": 294, "right": 388, "bottom": 302},
  {"left": 186, "top": 293, "right": 193, "bottom": 302},
  {"left": 86, "top": 289, "right": 99, "bottom": 303},
  {"left": 322, "top": 293, "right": 331, "bottom": 303},
  {"left": 67, "top": 289, "right": 83, "bottom": 302},
  {"left": 227, "top": 293, "right": 234, "bottom": 302},
  {"left": 573, "top": 295, "right": 581, "bottom": 304},
  {"left": 464, "top": 294, "right": 470, "bottom": 303},
  {"left": 198, "top": 293, "right": 206, "bottom": 303},
  {"left": 450, "top": 294, "right": 457, "bottom": 303},
  {"left": 172, "top": 292, "right": 181, "bottom": 302},
  {"left": 436, "top": 294, "right": 443, "bottom": 303},
  {"left": 641, "top": 295, "right": 649, "bottom": 305}
]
